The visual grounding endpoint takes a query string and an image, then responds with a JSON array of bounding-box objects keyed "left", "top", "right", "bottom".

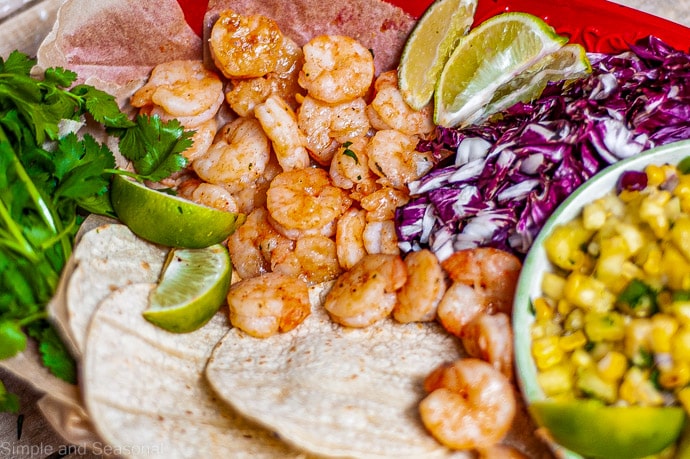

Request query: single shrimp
[
  {"left": 441, "top": 247, "right": 522, "bottom": 317},
  {"left": 298, "top": 35, "right": 375, "bottom": 104},
  {"left": 224, "top": 36, "right": 304, "bottom": 117},
  {"left": 335, "top": 207, "right": 367, "bottom": 270},
  {"left": 255, "top": 94, "right": 311, "bottom": 171},
  {"left": 177, "top": 178, "right": 239, "bottom": 214},
  {"left": 436, "top": 281, "right": 489, "bottom": 338},
  {"left": 193, "top": 117, "right": 271, "bottom": 194},
  {"left": 461, "top": 312, "right": 514, "bottom": 380},
  {"left": 131, "top": 60, "right": 224, "bottom": 127},
  {"left": 227, "top": 272, "right": 311, "bottom": 338},
  {"left": 226, "top": 207, "right": 293, "bottom": 280},
  {"left": 366, "top": 70, "right": 435, "bottom": 136},
  {"left": 297, "top": 95, "right": 370, "bottom": 165},
  {"left": 323, "top": 253, "right": 407, "bottom": 328},
  {"left": 328, "top": 136, "right": 379, "bottom": 200},
  {"left": 209, "top": 10, "right": 287, "bottom": 79},
  {"left": 393, "top": 249, "right": 446, "bottom": 323},
  {"left": 266, "top": 167, "right": 352, "bottom": 235},
  {"left": 359, "top": 186, "right": 410, "bottom": 222},
  {"left": 184, "top": 117, "right": 217, "bottom": 162},
  {"left": 272, "top": 234, "right": 343, "bottom": 285},
  {"left": 366, "top": 129, "right": 435, "bottom": 190},
  {"left": 362, "top": 220, "right": 400, "bottom": 255},
  {"left": 419, "top": 358, "right": 516, "bottom": 451}
]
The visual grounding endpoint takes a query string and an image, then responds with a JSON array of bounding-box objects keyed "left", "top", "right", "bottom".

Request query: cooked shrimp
[
  {"left": 298, "top": 35, "right": 375, "bottom": 104},
  {"left": 362, "top": 220, "right": 399, "bottom": 255},
  {"left": 297, "top": 95, "right": 370, "bottom": 165},
  {"left": 419, "top": 358, "right": 516, "bottom": 450},
  {"left": 225, "top": 77, "right": 272, "bottom": 118},
  {"left": 272, "top": 235, "right": 342, "bottom": 285},
  {"left": 131, "top": 60, "right": 224, "bottom": 127},
  {"left": 367, "top": 70, "right": 435, "bottom": 136},
  {"left": 328, "top": 136, "right": 378, "bottom": 200},
  {"left": 393, "top": 249, "right": 446, "bottom": 323},
  {"left": 436, "top": 281, "right": 489, "bottom": 338},
  {"left": 209, "top": 10, "right": 286, "bottom": 79},
  {"left": 441, "top": 247, "right": 522, "bottom": 317},
  {"left": 177, "top": 178, "right": 239, "bottom": 214},
  {"left": 184, "top": 117, "right": 217, "bottom": 162},
  {"left": 359, "top": 186, "right": 410, "bottom": 222},
  {"left": 193, "top": 117, "right": 271, "bottom": 193},
  {"left": 224, "top": 36, "right": 304, "bottom": 117},
  {"left": 461, "top": 312, "right": 514, "bottom": 380},
  {"left": 266, "top": 167, "right": 351, "bottom": 234},
  {"left": 335, "top": 207, "right": 367, "bottom": 270},
  {"left": 226, "top": 207, "right": 293, "bottom": 280},
  {"left": 255, "top": 94, "right": 311, "bottom": 171},
  {"left": 477, "top": 445, "right": 529, "bottom": 458},
  {"left": 227, "top": 272, "right": 311, "bottom": 338},
  {"left": 323, "top": 253, "right": 407, "bottom": 328},
  {"left": 366, "top": 129, "right": 434, "bottom": 190}
]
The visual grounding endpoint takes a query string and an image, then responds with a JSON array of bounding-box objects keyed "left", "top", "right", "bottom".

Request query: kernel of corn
[
  {"left": 532, "top": 336, "right": 564, "bottom": 370},
  {"left": 596, "top": 350, "right": 628, "bottom": 382},
  {"left": 672, "top": 327, "right": 690, "bottom": 362},
  {"left": 674, "top": 174, "right": 690, "bottom": 199},
  {"left": 624, "top": 318, "right": 653, "bottom": 362},
  {"left": 639, "top": 190, "right": 671, "bottom": 238},
  {"left": 533, "top": 297, "right": 554, "bottom": 321},
  {"left": 571, "top": 348, "right": 594, "bottom": 368},
  {"left": 564, "top": 273, "right": 616, "bottom": 313},
  {"left": 646, "top": 164, "right": 666, "bottom": 187},
  {"left": 559, "top": 330, "right": 587, "bottom": 352},
  {"left": 670, "top": 214, "right": 690, "bottom": 261},
  {"left": 677, "top": 387, "right": 690, "bottom": 416},
  {"left": 557, "top": 299, "right": 573, "bottom": 316},
  {"left": 658, "top": 361, "right": 690, "bottom": 389},
  {"left": 584, "top": 311, "right": 626, "bottom": 342},
  {"left": 537, "top": 364, "right": 573, "bottom": 396},
  {"left": 673, "top": 301, "right": 690, "bottom": 326},
  {"left": 651, "top": 313, "right": 679, "bottom": 354},
  {"left": 541, "top": 272, "right": 566, "bottom": 301},
  {"left": 619, "top": 367, "right": 664, "bottom": 406}
]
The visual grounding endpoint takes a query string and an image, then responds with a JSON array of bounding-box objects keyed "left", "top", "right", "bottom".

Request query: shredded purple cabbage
[{"left": 396, "top": 36, "right": 690, "bottom": 261}]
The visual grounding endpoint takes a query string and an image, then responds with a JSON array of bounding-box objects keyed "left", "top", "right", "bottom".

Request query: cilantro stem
[
  {"left": 0, "top": 126, "right": 71, "bottom": 262},
  {"left": 17, "top": 312, "right": 48, "bottom": 327},
  {"left": 0, "top": 186, "right": 37, "bottom": 262}
]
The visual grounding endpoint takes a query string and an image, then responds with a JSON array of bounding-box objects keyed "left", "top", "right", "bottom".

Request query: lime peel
[
  {"left": 433, "top": 12, "right": 574, "bottom": 128},
  {"left": 144, "top": 244, "right": 231, "bottom": 333},
  {"left": 530, "top": 399, "right": 686, "bottom": 459},
  {"left": 398, "top": 0, "right": 478, "bottom": 110},
  {"left": 111, "top": 174, "right": 245, "bottom": 248}
]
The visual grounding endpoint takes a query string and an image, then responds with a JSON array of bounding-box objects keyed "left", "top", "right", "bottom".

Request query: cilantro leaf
[
  {"left": 0, "top": 380, "right": 19, "bottom": 414},
  {"left": 27, "top": 321, "right": 77, "bottom": 384},
  {"left": 117, "top": 115, "right": 192, "bottom": 181},
  {"left": 70, "top": 84, "right": 135, "bottom": 128}
]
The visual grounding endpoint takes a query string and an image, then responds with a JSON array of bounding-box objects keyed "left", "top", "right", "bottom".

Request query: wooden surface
[{"left": 1, "top": 1, "right": 689, "bottom": 458}]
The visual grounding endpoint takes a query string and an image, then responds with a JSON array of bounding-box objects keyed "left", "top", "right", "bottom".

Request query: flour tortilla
[
  {"left": 82, "top": 282, "right": 302, "bottom": 458},
  {"left": 206, "top": 290, "right": 467, "bottom": 458},
  {"left": 62, "top": 223, "right": 168, "bottom": 358}
]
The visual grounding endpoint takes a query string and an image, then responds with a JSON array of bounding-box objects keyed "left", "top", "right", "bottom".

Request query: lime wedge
[
  {"left": 530, "top": 400, "right": 685, "bottom": 459},
  {"left": 111, "top": 174, "right": 245, "bottom": 248},
  {"left": 434, "top": 12, "right": 569, "bottom": 128},
  {"left": 398, "top": 0, "right": 478, "bottom": 110},
  {"left": 143, "top": 244, "right": 231, "bottom": 333},
  {"left": 465, "top": 43, "right": 591, "bottom": 125}
]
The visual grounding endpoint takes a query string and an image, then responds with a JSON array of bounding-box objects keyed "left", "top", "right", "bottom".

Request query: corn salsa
[{"left": 532, "top": 162, "right": 690, "bottom": 413}]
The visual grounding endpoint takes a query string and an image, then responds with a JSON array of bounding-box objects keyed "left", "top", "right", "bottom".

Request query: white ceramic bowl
[{"left": 513, "top": 139, "right": 690, "bottom": 458}]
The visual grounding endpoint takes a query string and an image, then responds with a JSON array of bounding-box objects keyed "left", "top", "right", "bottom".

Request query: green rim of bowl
[{"left": 513, "top": 139, "right": 690, "bottom": 459}]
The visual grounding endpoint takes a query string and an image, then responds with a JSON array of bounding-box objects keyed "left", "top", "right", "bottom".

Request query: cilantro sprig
[{"left": 0, "top": 51, "right": 193, "bottom": 409}]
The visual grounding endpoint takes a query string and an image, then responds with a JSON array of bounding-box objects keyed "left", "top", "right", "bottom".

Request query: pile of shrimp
[{"left": 130, "top": 9, "right": 528, "bottom": 456}]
